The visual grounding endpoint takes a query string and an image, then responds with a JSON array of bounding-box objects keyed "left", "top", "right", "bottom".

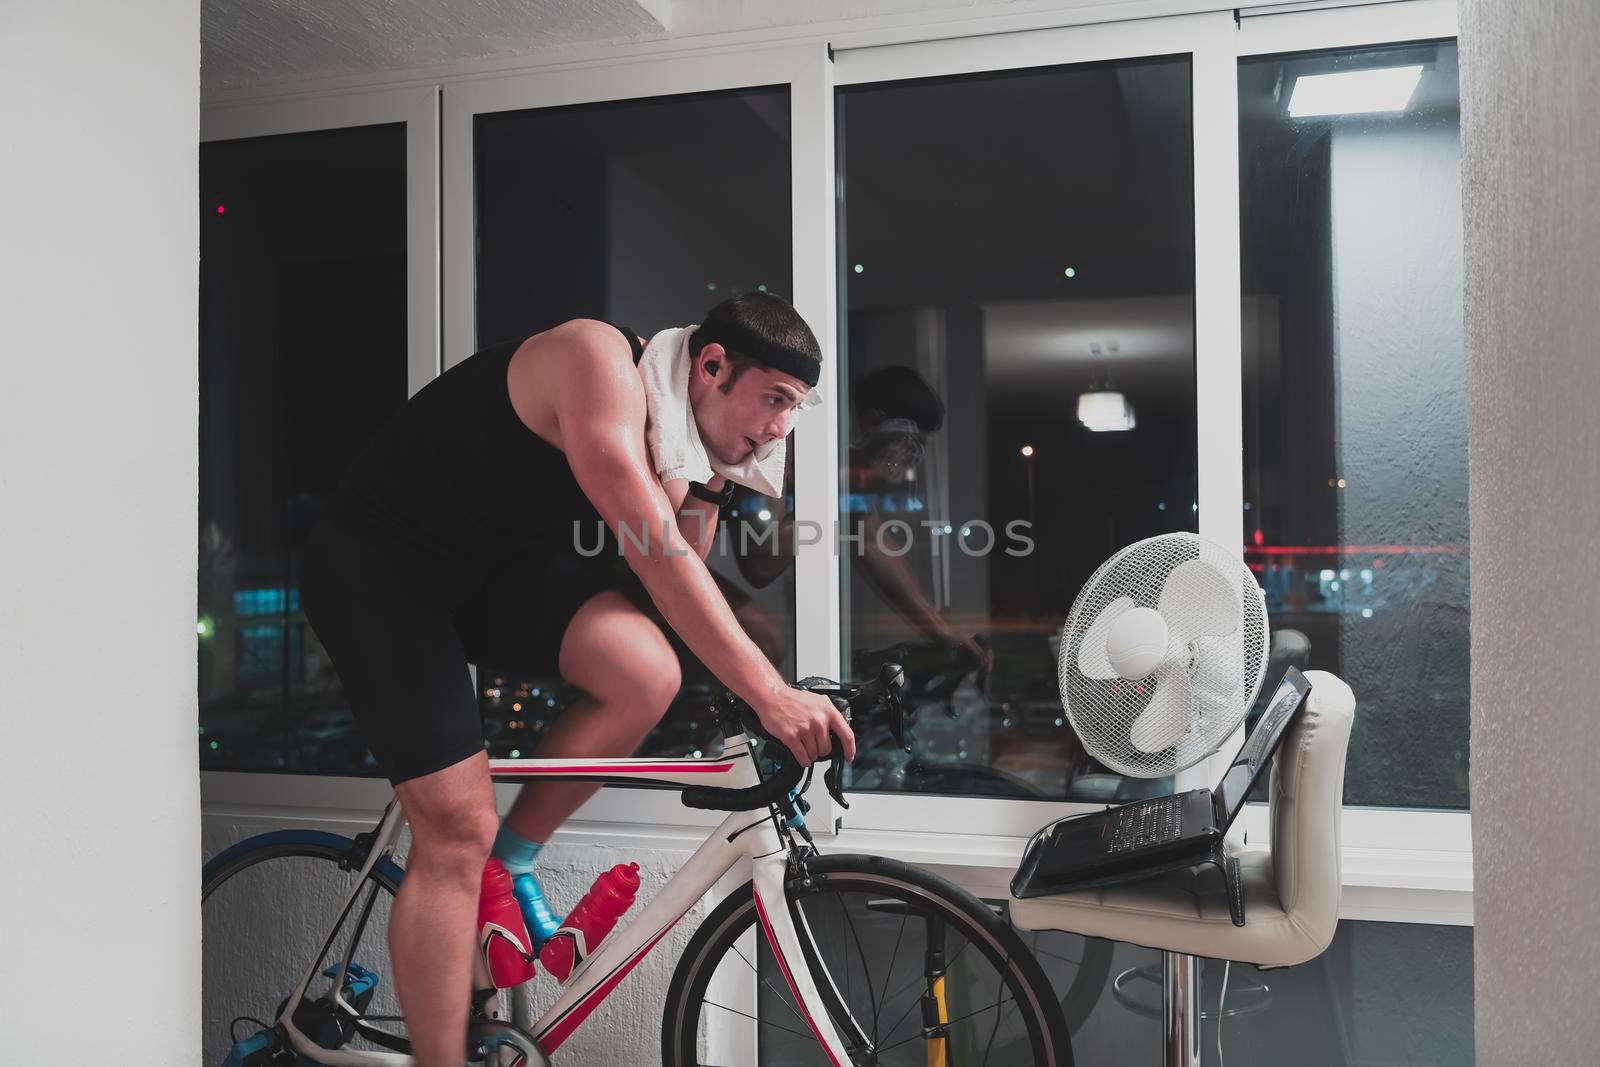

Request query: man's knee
[
  {"left": 395, "top": 759, "right": 499, "bottom": 867},
  {"left": 409, "top": 801, "right": 499, "bottom": 868},
  {"left": 583, "top": 632, "right": 681, "bottom": 718}
]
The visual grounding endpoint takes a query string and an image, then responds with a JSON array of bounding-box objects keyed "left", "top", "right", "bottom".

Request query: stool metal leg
[{"left": 1162, "top": 951, "right": 1202, "bottom": 1067}]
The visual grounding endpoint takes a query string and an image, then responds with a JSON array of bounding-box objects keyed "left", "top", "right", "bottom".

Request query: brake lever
[
  {"left": 794, "top": 669, "right": 908, "bottom": 809},
  {"left": 824, "top": 738, "right": 851, "bottom": 810}
]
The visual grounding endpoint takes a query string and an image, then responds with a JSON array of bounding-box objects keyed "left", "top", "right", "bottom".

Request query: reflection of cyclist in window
[
  {"left": 299, "top": 293, "right": 854, "bottom": 1067},
  {"left": 735, "top": 365, "right": 992, "bottom": 674}
]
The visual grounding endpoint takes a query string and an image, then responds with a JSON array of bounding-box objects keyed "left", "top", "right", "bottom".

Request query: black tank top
[{"left": 324, "top": 323, "right": 645, "bottom": 606}]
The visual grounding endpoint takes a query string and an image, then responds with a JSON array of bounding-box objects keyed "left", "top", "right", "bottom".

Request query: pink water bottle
[
  {"left": 538, "top": 862, "right": 640, "bottom": 982},
  {"left": 478, "top": 859, "right": 538, "bottom": 988}
]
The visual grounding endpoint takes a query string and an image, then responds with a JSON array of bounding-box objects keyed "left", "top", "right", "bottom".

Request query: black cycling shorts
[{"left": 300, "top": 513, "right": 626, "bottom": 784}]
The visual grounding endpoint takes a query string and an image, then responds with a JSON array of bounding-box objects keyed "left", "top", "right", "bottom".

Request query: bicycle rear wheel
[
  {"left": 662, "top": 854, "right": 1073, "bottom": 1067},
  {"left": 202, "top": 830, "right": 407, "bottom": 1063}
]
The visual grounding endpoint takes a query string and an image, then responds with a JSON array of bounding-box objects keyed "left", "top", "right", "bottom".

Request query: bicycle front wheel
[{"left": 662, "top": 853, "right": 1072, "bottom": 1067}]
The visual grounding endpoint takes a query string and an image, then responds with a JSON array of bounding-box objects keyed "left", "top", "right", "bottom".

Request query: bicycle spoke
[
  {"left": 700, "top": 999, "right": 816, "bottom": 1041},
  {"left": 876, "top": 908, "right": 911, "bottom": 1047},
  {"left": 731, "top": 943, "right": 813, "bottom": 1033},
  {"left": 831, "top": 892, "right": 881, "bottom": 1042},
  {"left": 979, "top": 978, "right": 1006, "bottom": 1066},
  {"left": 875, "top": 938, "right": 975, "bottom": 1046},
  {"left": 873, "top": 995, "right": 1020, "bottom": 1057},
  {"left": 1033, "top": 944, "right": 1090, "bottom": 968}
]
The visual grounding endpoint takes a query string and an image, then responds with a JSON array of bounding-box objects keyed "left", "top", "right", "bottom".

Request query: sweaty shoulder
[{"left": 508, "top": 319, "right": 644, "bottom": 449}]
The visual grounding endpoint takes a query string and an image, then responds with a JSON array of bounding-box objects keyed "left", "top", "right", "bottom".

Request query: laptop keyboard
[{"left": 1107, "top": 795, "right": 1185, "bottom": 853}]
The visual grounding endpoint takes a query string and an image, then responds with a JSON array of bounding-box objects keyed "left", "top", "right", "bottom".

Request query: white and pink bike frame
[{"left": 276, "top": 721, "right": 856, "bottom": 1066}]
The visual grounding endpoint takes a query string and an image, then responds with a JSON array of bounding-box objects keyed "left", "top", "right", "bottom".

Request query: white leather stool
[{"left": 1010, "top": 670, "right": 1355, "bottom": 1066}]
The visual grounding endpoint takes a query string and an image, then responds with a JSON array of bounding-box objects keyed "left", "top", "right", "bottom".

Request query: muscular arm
[{"left": 550, "top": 323, "right": 853, "bottom": 762}]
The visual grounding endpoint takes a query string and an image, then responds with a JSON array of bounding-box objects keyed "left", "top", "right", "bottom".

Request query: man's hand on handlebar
[{"left": 751, "top": 686, "right": 857, "bottom": 767}]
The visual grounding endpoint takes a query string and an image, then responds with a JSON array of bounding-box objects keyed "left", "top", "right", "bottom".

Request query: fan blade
[
  {"left": 1076, "top": 596, "right": 1136, "bottom": 681},
  {"left": 1157, "top": 558, "right": 1241, "bottom": 642},
  {"left": 1188, "top": 634, "right": 1243, "bottom": 712},
  {"left": 1130, "top": 656, "right": 1195, "bottom": 754}
]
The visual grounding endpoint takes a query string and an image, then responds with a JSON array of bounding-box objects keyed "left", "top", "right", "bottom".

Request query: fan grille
[{"left": 1057, "top": 533, "right": 1268, "bottom": 778}]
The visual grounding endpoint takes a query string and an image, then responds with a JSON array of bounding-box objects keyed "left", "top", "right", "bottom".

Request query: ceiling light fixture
[
  {"left": 1288, "top": 64, "right": 1424, "bottom": 118},
  {"left": 1078, "top": 389, "right": 1135, "bottom": 432}
]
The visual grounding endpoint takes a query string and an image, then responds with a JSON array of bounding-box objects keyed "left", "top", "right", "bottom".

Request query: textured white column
[
  {"left": 1461, "top": 1, "right": 1600, "bottom": 1062},
  {"left": 0, "top": 0, "right": 201, "bottom": 1059}
]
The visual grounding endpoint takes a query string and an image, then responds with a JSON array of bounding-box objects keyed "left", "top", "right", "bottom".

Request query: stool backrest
[{"left": 1268, "top": 670, "right": 1356, "bottom": 956}]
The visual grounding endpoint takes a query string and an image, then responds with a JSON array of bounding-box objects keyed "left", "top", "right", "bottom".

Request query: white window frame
[{"left": 198, "top": 0, "right": 1471, "bottom": 928}]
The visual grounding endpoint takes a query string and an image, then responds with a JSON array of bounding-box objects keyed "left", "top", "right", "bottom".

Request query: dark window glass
[
  {"left": 474, "top": 87, "right": 793, "bottom": 759},
  {"left": 758, "top": 914, "right": 1470, "bottom": 1064},
  {"left": 1197, "top": 919, "right": 1473, "bottom": 1065},
  {"left": 199, "top": 124, "right": 408, "bottom": 773},
  {"left": 837, "top": 58, "right": 1198, "bottom": 801},
  {"left": 1240, "top": 41, "right": 1467, "bottom": 809}
]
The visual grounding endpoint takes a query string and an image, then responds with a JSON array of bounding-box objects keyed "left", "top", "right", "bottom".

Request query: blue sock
[
  {"left": 493, "top": 825, "right": 562, "bottom": 946},
  {"left": 491, "top": 824, "right": 544, "bottom": 876}
]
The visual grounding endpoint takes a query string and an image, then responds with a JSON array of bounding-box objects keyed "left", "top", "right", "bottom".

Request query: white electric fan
[{"left": 1057, "top": 533, "right": 1269, "bottom": 778}]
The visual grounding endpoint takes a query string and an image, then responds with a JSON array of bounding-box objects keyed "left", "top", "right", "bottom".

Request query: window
[
  {"left": 199, "top": 123, "right": 409, "bottom": 774},
  {"left": 471, "top": 86, "right": 795, "bottom": 758},
  {"left": 1197, "top": 919, "right": 1472, "bottom": 1065},
  {"left": 836, "top": 57, "right": 1198, "bottom": 801},
  {"left": 1239, "top": 40, "right": 1467, "bottom": 809},
  {"left": 1028, "top": 920, "right": 1471, "bottom": 1065}
]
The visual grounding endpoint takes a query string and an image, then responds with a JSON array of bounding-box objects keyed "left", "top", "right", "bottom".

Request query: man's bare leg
[
  {"left": 390, "top": 751, "right": 500, "bottom": 1067},
  {"left": 502, "top": 589, "right": 682, "bottom": 842}
]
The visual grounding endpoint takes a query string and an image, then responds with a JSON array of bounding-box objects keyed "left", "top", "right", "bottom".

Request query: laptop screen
[{"left": 1214, "top": 667, "right": 1312, "bottom": 827}]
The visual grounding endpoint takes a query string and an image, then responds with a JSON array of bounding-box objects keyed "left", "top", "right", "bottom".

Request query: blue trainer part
[
  {"left": 511, "top": 871, "right": 564, "bottom": 948},
  {"left": 221, "top": 1028, "right": 280, "bottom": 1066},
  {"left": 491, "top": 824, "right": 545, "bottom": 876},
  {"left": 785, "top": 785, "right": 807, "bottom": 830},
  {"left": 322, "top": 960, "right": 379, "bottom": 1001}
]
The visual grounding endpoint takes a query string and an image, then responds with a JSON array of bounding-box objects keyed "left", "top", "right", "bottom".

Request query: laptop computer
[{"left": 1011, "top": 666, "right": 1311, "bottom": 900}]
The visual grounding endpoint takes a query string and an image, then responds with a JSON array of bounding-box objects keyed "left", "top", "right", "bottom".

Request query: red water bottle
[
  {"left": 538, "top": 862, "right": 640, "bottom": 982},
  {"left": 478, "top": 859, "right": 538, "bottom": 988}
]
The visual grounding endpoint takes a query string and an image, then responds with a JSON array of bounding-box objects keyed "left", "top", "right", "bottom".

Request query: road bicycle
[{"left": 202, "top": 666, "right": 1073, "bottom": 1066}]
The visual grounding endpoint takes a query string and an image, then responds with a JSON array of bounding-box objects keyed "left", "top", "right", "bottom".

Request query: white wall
[
  {"left": 1460, "top": 0, "right": 1600, "bottom": 1062},
  {"left": 0, "top": 0, "right": 201, "bottom": 1060}
]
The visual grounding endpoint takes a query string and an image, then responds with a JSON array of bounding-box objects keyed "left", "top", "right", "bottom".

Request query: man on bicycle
[{"left": 300, "top": 292, "right": 856, "bottom": 1067}]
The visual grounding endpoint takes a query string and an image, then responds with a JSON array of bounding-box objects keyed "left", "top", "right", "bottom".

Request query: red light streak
[{"left": 1243, "top": 543, "right": 1466, "bottom": 556}]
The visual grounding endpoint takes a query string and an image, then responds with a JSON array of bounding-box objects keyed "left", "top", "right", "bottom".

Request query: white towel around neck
[{"left": 637, "top": 325, "right": 819, "bottom": 499}]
